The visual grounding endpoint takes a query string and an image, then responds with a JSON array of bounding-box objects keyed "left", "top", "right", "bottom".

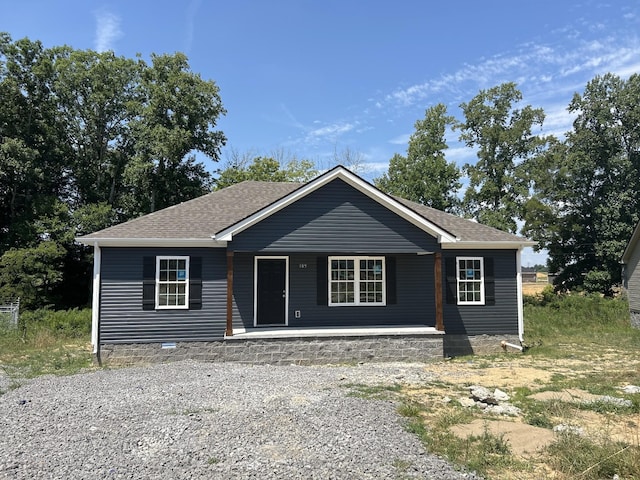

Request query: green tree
[
  {"left": 458, "top": 83, "right": 547, "bottom": 233},
  {"left": 214, "top": 156, "right": 318, "bottom": 190},
  {"left": 0, "top": 241, "right": 66, "bottom": 309},
  {"left": 54, "top": 49, "right": 141, "bottom": 210},
  {"left": 375, "top": 104, "right": 461, "bottom": 211},
  {"left": 523, "top": 73, "right": 640, "bottom": 293},
  {"left": 122, "top": 53, "right": 226, "bottom": 215},
  {"left": 0, "top": 35, "right": 67, "bottom": 250},
  {"left": 0, "top": 35, "right": 228, "bottom": 309}
]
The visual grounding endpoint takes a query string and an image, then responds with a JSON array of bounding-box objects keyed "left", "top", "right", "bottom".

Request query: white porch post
[{"left": 91, "top": 242, "right": 101, "bottom": 354}]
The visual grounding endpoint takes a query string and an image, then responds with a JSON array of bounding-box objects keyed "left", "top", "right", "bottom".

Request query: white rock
[
  {"left": 458, "top": 397, "right": 476, "bottom": 408},
  {"left": 621, "top": 385, "right": 640, "bottom": 394},
  {"left": 493, "top": 388, "right": 510, "bottom": 402},
  {"left": 469, "top": 386, "right": 498, "bottom": 404},
  {"left": 553, "top": 424, "right": 584, "bottom": 436}
]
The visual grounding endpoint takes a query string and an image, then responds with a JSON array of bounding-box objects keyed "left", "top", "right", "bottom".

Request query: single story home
[
  {"left": 77, "top": 166, "right": 535, "bottom": 365},
  {"left": 622, "top": 220, "right": 640, "bottom": 329}
]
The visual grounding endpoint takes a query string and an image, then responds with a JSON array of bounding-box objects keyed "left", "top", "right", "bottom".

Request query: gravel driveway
[{"left": 0, "top": 361, "right": 480, "bottom": 479}]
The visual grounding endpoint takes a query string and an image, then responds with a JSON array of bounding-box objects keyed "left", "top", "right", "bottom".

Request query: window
[
  {"left": 156, "top": 256, "right": 190, "bottom": 309},
  {"left": 456, "top": 257, "right": 484, "bottom": 305},
  {"left": 329, "top": 257, "right": 385, "bottom": 306}
]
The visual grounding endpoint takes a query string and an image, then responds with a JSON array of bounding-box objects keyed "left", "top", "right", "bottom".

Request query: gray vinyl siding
[
  {"left": 231, "top": 178, "right": 438, "bottom": 253},
  {"left": 232, "top": 253, "right": 435, "bottom": 329},
  {"left": 100, "top": 247, "right": 227, "bottom": 343},
  {"left": 627, "top": 244, "right": 640, "bottom": 313},
  {"left": 442, "top": 250, "right": 518, "bottom": 335}
]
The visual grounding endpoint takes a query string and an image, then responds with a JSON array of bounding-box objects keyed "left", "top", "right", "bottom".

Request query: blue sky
[{"left": 3, "top": 0, "right": 640, "bottom": 265}]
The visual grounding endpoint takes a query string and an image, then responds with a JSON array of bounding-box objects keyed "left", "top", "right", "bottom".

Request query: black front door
[{"left": 256, "top": 258, "right": 287, "bottom": 325}]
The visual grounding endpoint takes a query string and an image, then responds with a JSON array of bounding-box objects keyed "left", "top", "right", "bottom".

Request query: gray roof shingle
[{"left": 78, "top": 178, "right": 531, "bottom": 245}]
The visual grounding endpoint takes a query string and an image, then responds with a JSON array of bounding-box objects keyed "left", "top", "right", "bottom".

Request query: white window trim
[
  {"left": 328, "top": 256, "right": 386, "bottom": 307},
  {"left": 155, "top": 255, "right": 190, "bottom": 310},
  {"left": 456, "top": 256, "right": 485, "bottom": 305}
]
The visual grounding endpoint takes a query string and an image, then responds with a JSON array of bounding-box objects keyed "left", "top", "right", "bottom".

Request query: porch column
[
  {"left": 434, "top": 252, "right": 444, "bottom": 331},
  {"left": 226, "top": 250, "right": 234, "bottom": 336}
]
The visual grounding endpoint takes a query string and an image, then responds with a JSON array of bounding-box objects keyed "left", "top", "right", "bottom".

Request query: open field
[{"left": 522, "top": 281, "right": 550, "bottom": 296}]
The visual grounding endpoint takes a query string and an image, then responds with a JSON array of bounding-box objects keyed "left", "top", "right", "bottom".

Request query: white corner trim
[
  {"left": 214, "top": 166, "right": 457, "bottom": 243},
  {"left": 516, "top": 247, "right": 524, "bottom": 343},
  {"left": 91, "top": 242, "right": 101, "bottom": 354}
]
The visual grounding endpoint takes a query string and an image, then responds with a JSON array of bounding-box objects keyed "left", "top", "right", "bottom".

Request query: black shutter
[
  {"left": 484, "top": 257, "right": 495, "bottom": 305},
  {"left": 142, "top": 256, "right": 156, "bottom": 310},
  {"left": 317, "top": 256, "right": 328, "bottom": 305},
  {"left": 386, "top": 257, "right": 396, "bottom": 304},
  {"left": 445, "top": 257, "right": 456, "bottom": 304},
  {"left": 189, "top": 256, "right": 203, "bottom": 310}
]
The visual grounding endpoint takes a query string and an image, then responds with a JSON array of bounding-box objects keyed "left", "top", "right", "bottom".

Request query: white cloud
[
  {"left": 94, "top": 9, "right": 122, "bottom": 52},
  {"left": 307, "top": 122, "right": 354, "bottom": 139},
  {"left": 382, "top": 31, "right": 640, "bottom": 109}
]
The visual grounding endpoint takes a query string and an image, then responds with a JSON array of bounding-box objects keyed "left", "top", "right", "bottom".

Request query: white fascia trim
[
  {"left": 214, "top": 167, "right": 457, "bottom": 243},
  {"left": 516, "top": 247, "right": 525, "bottom": 343},
  {"left": 443, "top": 241, "right": 536, "bottom": 250},
  {"left": 622, "top": 220, "right": 640, "bottom": 263},
  {"left": 91, "top": 242, "right": 101, "bottom": 354},
  {"left": 75, "top": 237, "right": 226, "bottom": 248}
]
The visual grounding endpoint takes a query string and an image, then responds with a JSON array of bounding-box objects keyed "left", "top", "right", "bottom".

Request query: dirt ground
[{"left": 403, "top": 350, "right": 640, "bottom": 475}]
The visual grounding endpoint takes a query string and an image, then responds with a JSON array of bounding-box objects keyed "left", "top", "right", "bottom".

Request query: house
[
  {"left": 77, "top": 166, "right": 535, "bottom": 365},
  {"left": 521, "top": 267, "right": 537, "bottom": 283},
  {"left": 621, "top": 220, "right": 640, "bottom": 329}
]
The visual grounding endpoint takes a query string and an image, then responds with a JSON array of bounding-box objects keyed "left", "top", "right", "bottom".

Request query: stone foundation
[
  {"left": 97, "top": 335, "right": 444, "bottom": 366},
  {"left": 631, "top": 311, "right": 640, "bottom": 329},
  {"left": 97, "top": 333, "right": 524, "bottom": 366}
]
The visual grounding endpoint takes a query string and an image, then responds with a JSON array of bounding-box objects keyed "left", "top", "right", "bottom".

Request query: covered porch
[{"left": 223, "top": 251, "right": 446, "bottom": 337}]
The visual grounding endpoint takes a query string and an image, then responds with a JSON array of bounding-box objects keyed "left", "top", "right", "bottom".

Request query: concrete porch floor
[{"left": 226, "top": 325, "right": 444, "bottom": 339}]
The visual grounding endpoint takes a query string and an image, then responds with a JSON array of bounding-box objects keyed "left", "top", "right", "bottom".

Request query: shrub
[{"left": 583, "top": 269, "right": 613, "bottom": 296}]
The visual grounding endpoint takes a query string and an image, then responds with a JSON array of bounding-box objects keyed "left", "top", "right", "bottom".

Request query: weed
[
  {"left": 524, "top": 295, "right": 640, "bottom": 357},
  {"left": 345, "top": 383, "right": 402, "bottom": 399},
  {"left": 0, "top": 310, "right": 92, "bottom": 380},
  {"left": 397, "top": 402, "right": 421, "bottom": 418},
  {"left": 547, "top": 433, "right": 640, "bottom": 480},
  {"left": 207, "top": 457, "right": 221, "bottom": 465},
  {"left": 392, "top": 458, "right": 412, "bottom": 471}
]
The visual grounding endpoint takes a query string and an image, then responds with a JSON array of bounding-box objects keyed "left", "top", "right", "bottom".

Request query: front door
[{"left": 255, "top": 258, "right": 287, "bottom": 325}]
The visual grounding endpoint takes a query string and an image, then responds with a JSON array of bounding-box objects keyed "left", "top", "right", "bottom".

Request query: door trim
[{"left": 254, "top": 256, "right": 289, "bottom": 327}]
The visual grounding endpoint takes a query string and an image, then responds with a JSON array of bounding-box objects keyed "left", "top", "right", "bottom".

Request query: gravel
[{"left": 0, "top": 361, "right": 481, "bottom": 479}]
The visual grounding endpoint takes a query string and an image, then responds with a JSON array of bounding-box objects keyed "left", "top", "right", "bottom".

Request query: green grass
[
  {"left": 0, "top": 308, "right": 92, "bottom": 388},
  {"left": 547, "top": 433, "right": 640, "bottom": 480},
  {"left": 523, "top": 293, "right": 640, "bottom": 356},
  {"left": 344, "top": 383, "right": 403, "bottom": 399}
]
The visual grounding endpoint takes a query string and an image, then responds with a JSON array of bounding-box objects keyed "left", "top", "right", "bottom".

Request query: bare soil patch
[
  {"left": 449, "top": 419, "right": 555, "bottom": 457},
  {"left": 405, "top": 351, "right": 640, "bottom": 478}
]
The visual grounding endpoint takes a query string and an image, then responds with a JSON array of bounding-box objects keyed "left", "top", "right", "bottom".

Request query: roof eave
[
  {"left": 75, "top": 237, "right": 226, "bottom": 248},
  {"left": 443, "top": 240, "right": 537, "bottom": 250}
]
